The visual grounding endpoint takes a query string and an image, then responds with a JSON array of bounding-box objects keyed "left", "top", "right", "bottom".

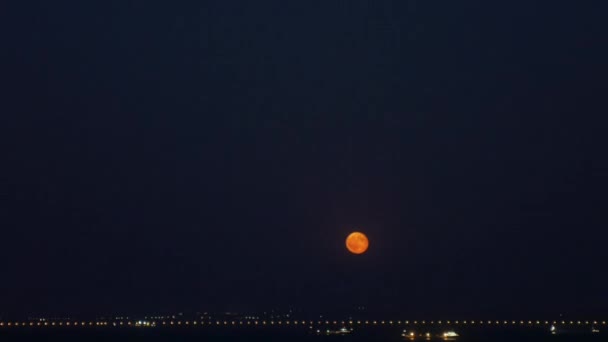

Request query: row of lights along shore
[{"left": 0, "top": 320, "right": 606, "bottom": 328}]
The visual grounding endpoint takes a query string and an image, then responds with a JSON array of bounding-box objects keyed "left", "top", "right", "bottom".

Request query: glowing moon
[{"left": 345, "top": 232, "right": 369, "bottom": 255}]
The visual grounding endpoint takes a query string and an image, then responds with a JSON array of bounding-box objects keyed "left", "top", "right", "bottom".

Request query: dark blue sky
[{"left": 1, "top": 2, "right": 607, "bottom": 317}]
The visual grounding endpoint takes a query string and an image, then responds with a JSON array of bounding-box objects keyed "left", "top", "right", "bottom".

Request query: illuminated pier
[{"left": 0, "top": 319, "right": 605, "bottom": 329}]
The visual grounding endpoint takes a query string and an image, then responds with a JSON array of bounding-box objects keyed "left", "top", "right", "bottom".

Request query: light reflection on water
[{"left": 0, "top": 329, "right": 604, "bottom": 342}]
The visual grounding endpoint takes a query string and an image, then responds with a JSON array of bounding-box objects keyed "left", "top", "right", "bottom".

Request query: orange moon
[{"left": 345, "top": 232, "right": 369, "bottom": 254}]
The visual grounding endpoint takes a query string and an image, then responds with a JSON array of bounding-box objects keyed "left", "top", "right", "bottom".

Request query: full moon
[{"left": 345, "top": 232, "right": 369, "bottom": 255}]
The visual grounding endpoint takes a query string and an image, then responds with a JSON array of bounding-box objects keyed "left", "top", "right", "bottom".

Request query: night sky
[{"left": 1, "top": 2, "right": 607, "bottom": 318}]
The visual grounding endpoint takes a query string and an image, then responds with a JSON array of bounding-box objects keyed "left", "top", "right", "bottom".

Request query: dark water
[{"left": 0, "top": 328, "right": 604, "bottom": 341}]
